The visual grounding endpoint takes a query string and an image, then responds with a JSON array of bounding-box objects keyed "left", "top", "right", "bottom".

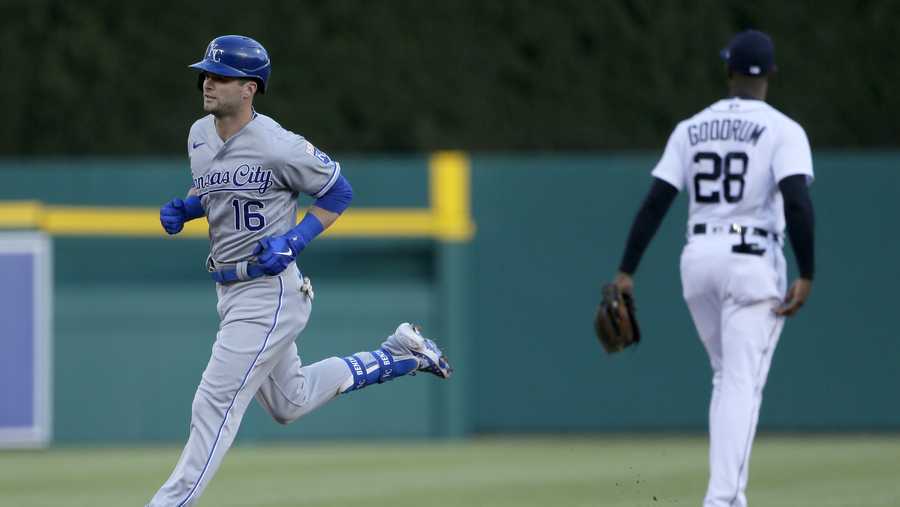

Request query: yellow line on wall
[
  {"left": 0, "top": 152, "right": 475, "bottom": 240},
  {"left": 325, "top": 209, "right": 436, "bottom": 237},
  {"left": 0, "top": 201, "right": 43, "bottom": 228},
  {"left": 0, "top": 204, "right": 439, "bottom": 238},
  {"left": 429, "top": 151, "right": 476, "bottom": 241}
]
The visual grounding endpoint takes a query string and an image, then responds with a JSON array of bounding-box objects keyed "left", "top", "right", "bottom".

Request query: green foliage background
[{"left": 2, "top": 0, "right": 897, "bottom": 154}]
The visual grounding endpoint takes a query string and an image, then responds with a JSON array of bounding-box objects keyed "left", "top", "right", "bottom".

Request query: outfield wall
[
  {"left": 0, "top": 152, "right": 897, "bottom": 443},
  {"left": 469, "top": 153, "right": 900, "bottom": 432}
]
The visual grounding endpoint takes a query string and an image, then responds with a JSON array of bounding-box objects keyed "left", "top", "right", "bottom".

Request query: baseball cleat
[{"left": 381, "top": 323, "right": 453, "bottom": 379}]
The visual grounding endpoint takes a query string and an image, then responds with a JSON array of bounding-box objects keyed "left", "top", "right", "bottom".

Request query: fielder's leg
[
  {"left": 703, "top": 299, "right": 784, "bottom": 507},
  {"left": 682, "top": 245, "right": 728, "bottom": 484},
  {"left": 684, "top": 290, "right": 731, "bottom": 506}
]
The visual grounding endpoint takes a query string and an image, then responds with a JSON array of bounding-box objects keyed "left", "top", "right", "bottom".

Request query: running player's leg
[
  {"left": 256, "top": 322, "right": 453, "bottom": 425},
  {"left": 254, "top": 340, "right": 349, "bottom": 425},
  {"left": 704, "top": 298, "right": 784, "bottom": 507},
  {"left": 149, "top": 275, "right": 307, "bottom": 507}
]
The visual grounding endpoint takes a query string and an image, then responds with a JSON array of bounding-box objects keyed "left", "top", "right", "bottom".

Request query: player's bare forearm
[{"left": 309, "top": 205, "right": 340, "bottom": 230}]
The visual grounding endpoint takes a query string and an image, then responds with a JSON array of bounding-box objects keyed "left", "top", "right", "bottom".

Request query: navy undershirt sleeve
[
  {"left": 618, "top": 177, "right": 679, "bottom": 275},
  {"left": 778, "top": 174, "right": 815, "bottom": 280}
]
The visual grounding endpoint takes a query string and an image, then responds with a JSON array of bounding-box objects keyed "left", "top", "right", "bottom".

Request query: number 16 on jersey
[{"left": 231, "top": 199, "right": 266, "bottom": 231}]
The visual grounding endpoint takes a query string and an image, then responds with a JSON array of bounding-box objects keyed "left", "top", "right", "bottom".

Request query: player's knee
[
  {"left": 721, "top": 372, "right": 756, "bottom": 393},
  {"left": 270, "top": 406, "right": 307, "bottom": 425},
  {"left": 271, "top": 401, "right": 307, "bottom": 425},
  {"left": 271, "top": 413, "right": 295, "bottom": 426},
  {"left": 268, "top": 394, "right": 314, "bottom": 425}
]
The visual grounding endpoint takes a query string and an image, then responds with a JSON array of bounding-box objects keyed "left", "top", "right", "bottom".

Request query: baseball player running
[
  {"left": 612, "top": 30, "right": 815, "bottom": 507},
  {"left": 147, "top": 35, "right": 452, "bottom": 507}
]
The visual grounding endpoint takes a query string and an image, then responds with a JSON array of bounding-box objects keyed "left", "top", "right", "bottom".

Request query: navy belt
[
  {"left": 209, "top": 260, "right": 268, "bottom": 284},
  {"left": 692, "top": 223, "right": 779, "bottom": 242}
]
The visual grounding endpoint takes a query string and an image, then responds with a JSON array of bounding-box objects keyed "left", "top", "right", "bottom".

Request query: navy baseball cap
[{"left": 720, "top": 30, "right": 776, "bottom": 76}]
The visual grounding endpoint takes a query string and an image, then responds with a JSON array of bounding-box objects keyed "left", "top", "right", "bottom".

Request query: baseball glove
[{"left": 594, "top": 283, "right": 641, "bottom": 353}]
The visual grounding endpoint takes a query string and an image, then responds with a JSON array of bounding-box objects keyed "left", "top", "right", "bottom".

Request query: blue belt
[{"left": 209, "top": 261, "right": 269, "bottom": 284}]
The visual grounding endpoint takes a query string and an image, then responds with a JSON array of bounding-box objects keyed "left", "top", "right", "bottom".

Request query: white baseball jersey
[
  {"left": 187, "top": 112, "right": 341, "bottom": 264},
  {"left": 651, "top": 98, "right": 813, "bottom": 234},
  {"left": 661, "top": 98, "right": 815, "bottom": 507}
]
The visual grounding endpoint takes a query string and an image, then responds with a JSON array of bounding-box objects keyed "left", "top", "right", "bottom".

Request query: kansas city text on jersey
[
  {"left": 192, "top": 164, "right": 274, "bottom": 195},
  {"left": 687, "top": 118, "right": 766, "bottom": 147}
]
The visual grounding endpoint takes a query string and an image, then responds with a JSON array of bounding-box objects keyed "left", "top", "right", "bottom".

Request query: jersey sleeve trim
[
  {"left": 311, "top": 161, "right": 341, "bottom": 198},
  {"left": 776, "top": 172, "right": 815, "bottom": 186},
  {"left": 650, "top": 170, "right": 683, "bottom": 191}
]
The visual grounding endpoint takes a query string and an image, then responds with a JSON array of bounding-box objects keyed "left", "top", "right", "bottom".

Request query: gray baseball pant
[{"left": 148, "top": 264, "right": 351, "bottom": 506}]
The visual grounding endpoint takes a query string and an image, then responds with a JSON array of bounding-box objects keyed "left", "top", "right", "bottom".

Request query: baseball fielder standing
[
  {"left": 612, "top": 30, "right": 815, "bottom": 506},
  {"left": 147, "top": 35, "right": 452, "bottom": 506}
]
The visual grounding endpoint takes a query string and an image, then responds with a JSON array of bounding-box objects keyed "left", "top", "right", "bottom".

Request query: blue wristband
[
  {"left": 184, "top": 195, "right": 205, "bottom": 220},
  {"left": 287, "top": 213, "right": 324, "bottom": 254}
]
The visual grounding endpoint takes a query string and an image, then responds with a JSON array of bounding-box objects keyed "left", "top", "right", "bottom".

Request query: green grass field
[{"left": 2, "top": 435, "right": 898, "bottom": 506}]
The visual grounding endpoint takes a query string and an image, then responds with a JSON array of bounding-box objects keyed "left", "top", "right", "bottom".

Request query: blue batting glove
[
  {"left": 160, "top": 198, "right": 187, "bottom": 235},
  {"left": 253, "top": 235, "right": 296, "bottom": 275}
]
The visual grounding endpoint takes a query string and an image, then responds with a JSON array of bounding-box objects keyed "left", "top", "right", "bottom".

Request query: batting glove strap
[
  {"left": 253, "top": 236, "right": 297, "bottom": 275},
  {"left": 286, "top": 213, "right": 325, "bottom": 255}
]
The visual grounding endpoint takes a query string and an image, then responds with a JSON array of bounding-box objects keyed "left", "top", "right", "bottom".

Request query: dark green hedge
[{"left": 2, "top": 0, "right": 897, "bottom": 154}]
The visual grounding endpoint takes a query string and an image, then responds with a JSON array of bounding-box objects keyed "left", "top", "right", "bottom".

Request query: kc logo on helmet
[{"left": 209, "top": 48, "right": 224, "bottom": 62}]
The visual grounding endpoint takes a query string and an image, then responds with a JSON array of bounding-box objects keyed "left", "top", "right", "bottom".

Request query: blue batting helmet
[{"left": 189, "top": 35, "right": 272, "bottom": 93}]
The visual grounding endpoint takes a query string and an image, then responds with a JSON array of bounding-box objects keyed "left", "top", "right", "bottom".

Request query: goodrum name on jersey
[{"left": 687, "top": 119, "right": 766, "bottom": 147}]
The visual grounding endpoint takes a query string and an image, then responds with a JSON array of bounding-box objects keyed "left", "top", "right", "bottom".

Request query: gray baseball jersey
[
  {"left": 149, "top": 113, "right": 352, "bottom": 506},
  {"left": 151, "top": 36, "right": 448, "bottom": 506},
  {"left": 188, "top": 112, "right": 341, "bottom": 264}
]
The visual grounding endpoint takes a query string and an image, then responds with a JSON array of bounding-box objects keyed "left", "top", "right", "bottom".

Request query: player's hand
[
  {"left": 613, "top": 271, "right": 634, "bottom": 296},
  {"left": 253, "top": 235, "right": 296, "bottom": 275},
  {"left": 774, "top": 278, "right": 812, "bottom": 317},
  {"left": 160, "top": 198, "right": 187, "bottom": 235}
]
